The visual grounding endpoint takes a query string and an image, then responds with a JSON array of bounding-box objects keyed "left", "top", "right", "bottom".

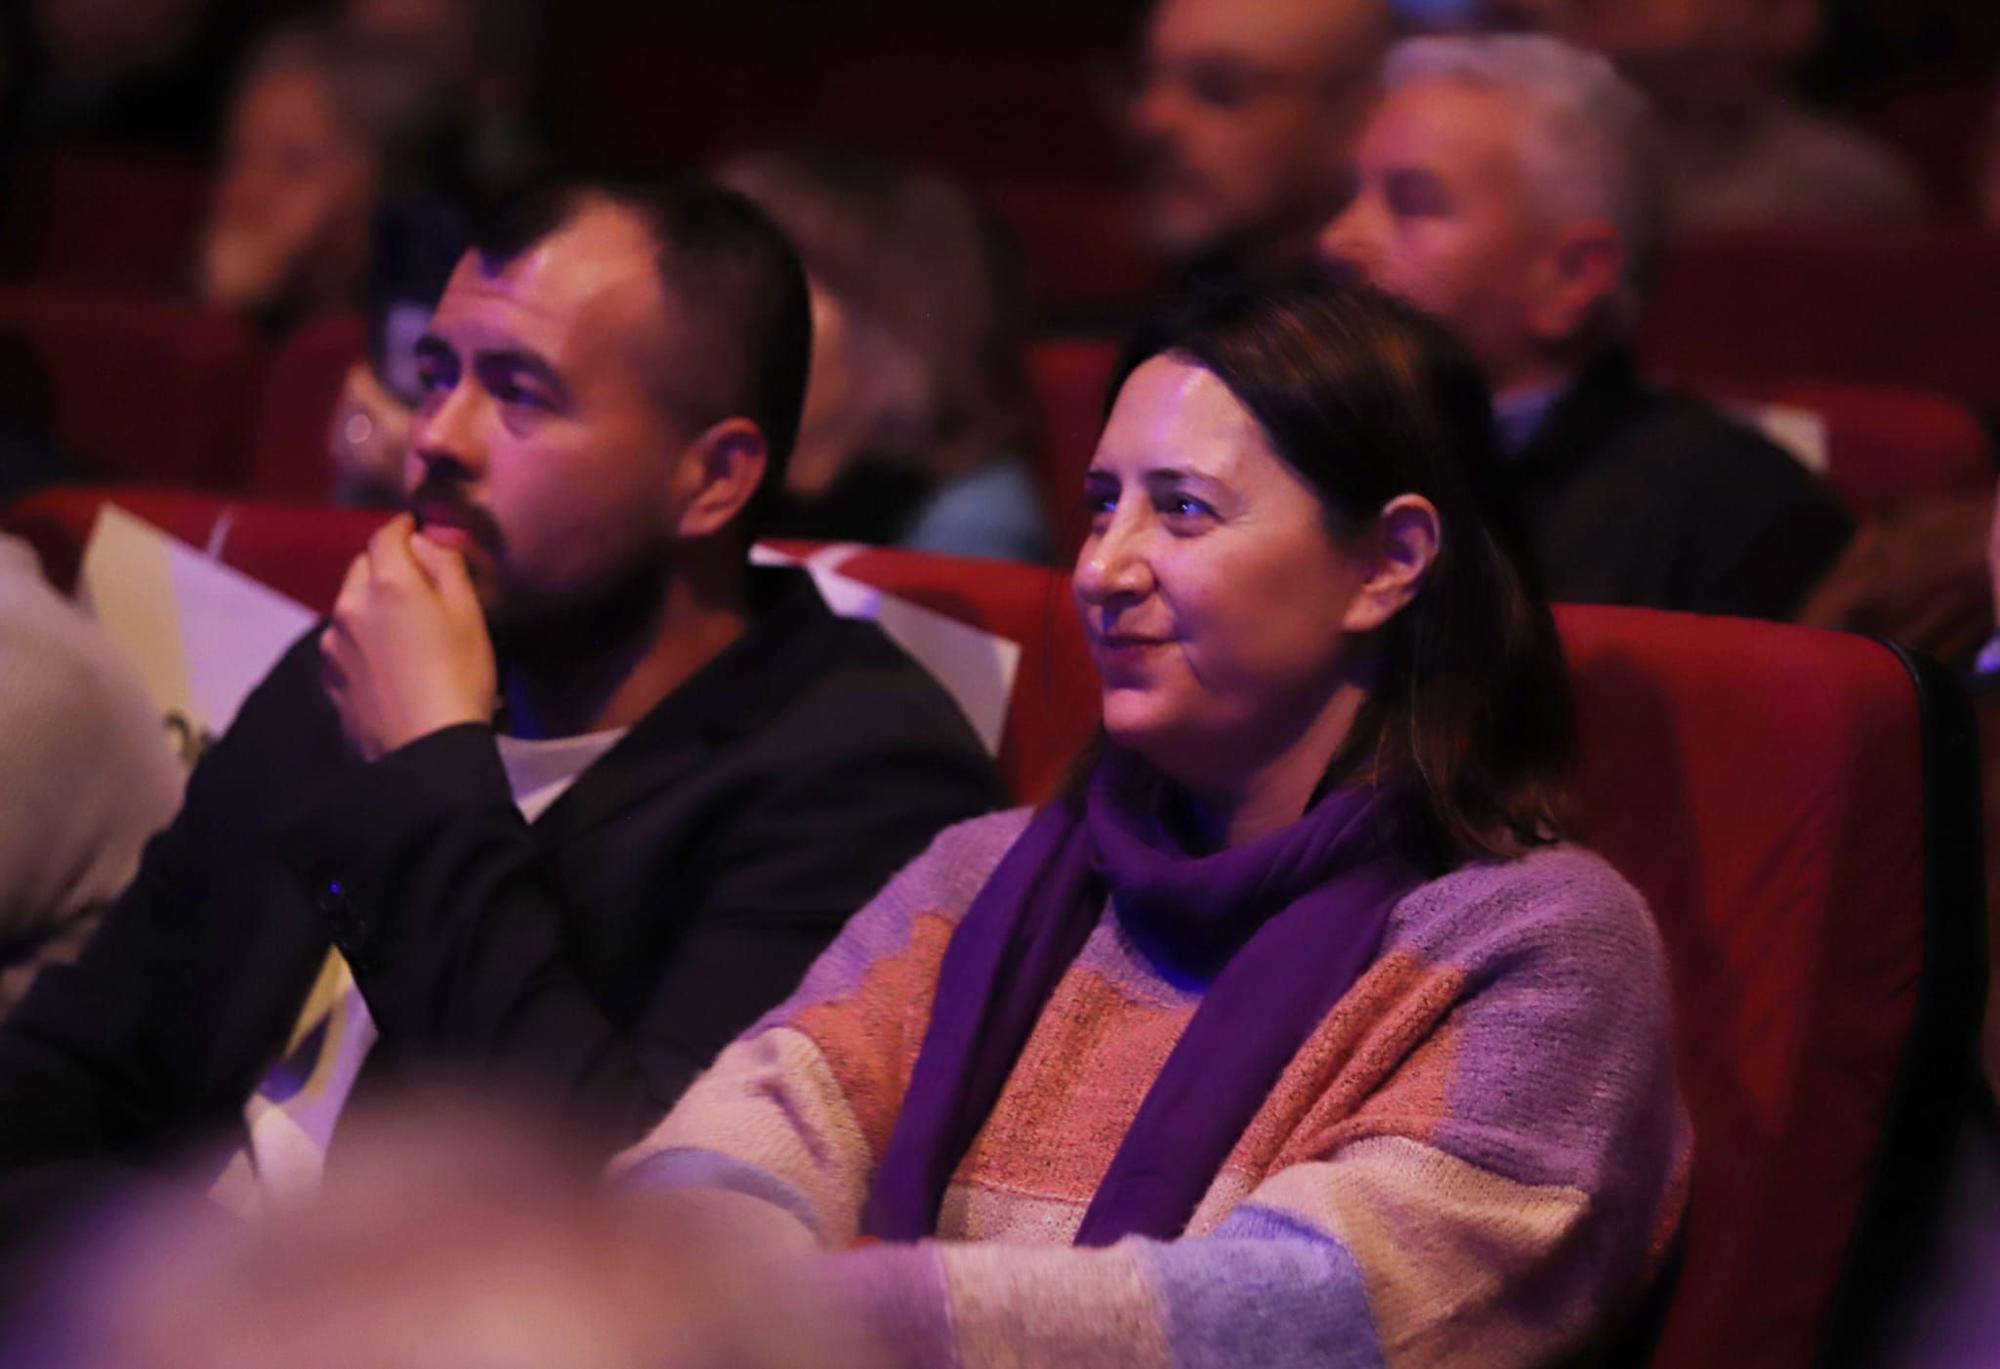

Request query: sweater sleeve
[
  {"left": 621, "top": 848, "right": 1689, "bottom": 1369},
  {"left": 610, "top": 809, "right": 1030, "bottom": 1244}
]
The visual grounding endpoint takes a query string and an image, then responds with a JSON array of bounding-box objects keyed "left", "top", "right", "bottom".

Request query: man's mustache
[{"left": 406, "top": 479, "right": 505, "bottom": 556}]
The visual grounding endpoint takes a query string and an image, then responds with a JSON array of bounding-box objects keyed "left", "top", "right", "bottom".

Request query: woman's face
[{"left": 1075, "top": 354, "right": 1380, "bottom": 791}]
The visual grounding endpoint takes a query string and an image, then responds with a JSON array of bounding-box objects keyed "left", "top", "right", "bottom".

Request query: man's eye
[
  {"left": 1161, "top": 493, "right": 1215, "bottom": 521},
  {"left": 414, "top": 363, "right": 453, "bottom": 396},
  {"left": 492, "top": 376, "right": 551, "bottom": 409},
  {"left": 1188, "top": 69, "right": 1256, "bottom": 110},
  {"left": 1385, "top": 175, "right": 1451, "bottom": 219}
]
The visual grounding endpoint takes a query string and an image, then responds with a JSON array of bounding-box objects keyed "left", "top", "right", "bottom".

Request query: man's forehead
[
  {"left": 438, "top": 204, "right": 665, "bottom": 333},
  {"left": 1151, "top": 0, "right": 1388, "bottom": 65},
  {"left": 1370, "top": 80, "right": 1526, "bottom": 171}
]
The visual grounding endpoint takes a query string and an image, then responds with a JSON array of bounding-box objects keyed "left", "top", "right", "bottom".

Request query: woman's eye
[{"left": 1161, "top": 493, "right": 1214, "bottom": 522}]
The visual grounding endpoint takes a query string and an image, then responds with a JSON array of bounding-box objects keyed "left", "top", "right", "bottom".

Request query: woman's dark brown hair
[{"left": 1111, "top": 270, "right": 1575, "bottom": 867}]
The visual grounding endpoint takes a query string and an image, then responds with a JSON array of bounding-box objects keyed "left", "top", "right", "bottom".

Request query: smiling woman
[{"left": 614, "top": 273, "right": 1691, "bottom": 1368}]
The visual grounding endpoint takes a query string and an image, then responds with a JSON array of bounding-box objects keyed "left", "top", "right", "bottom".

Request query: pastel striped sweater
[{"left": 615, "top": 809, "right": 1691, "bottom": 1367}]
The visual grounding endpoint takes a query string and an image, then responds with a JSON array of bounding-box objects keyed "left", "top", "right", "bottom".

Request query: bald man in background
[{"left": 1122, "top": 0, "right": 1394, "bottom": 282}]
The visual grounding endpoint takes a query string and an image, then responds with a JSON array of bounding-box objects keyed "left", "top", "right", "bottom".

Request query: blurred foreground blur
[{"left": 6, "top": 1094, "right": 857, "bottom": 1369}]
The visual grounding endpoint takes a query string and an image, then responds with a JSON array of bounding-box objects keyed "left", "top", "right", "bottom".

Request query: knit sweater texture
[{"left": 615, "top": 808, "right": 1692, "bottom": 1367}]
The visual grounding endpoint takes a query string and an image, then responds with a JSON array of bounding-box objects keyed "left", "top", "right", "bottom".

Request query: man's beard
[{"left": 485, "top": 554, "right": 670, "bottom": 673}]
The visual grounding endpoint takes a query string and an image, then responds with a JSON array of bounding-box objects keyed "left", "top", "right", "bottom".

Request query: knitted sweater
[{"left": 616, "top": 808, "right": 1691, "bottom": 1367}]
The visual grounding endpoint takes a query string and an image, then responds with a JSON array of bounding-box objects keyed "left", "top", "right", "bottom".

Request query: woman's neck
[{"left": 1177, "top": 680, "right": 1369, "bottom": 849}]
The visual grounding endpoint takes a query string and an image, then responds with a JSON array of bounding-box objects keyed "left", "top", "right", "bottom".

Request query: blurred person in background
[
  {"left": 8, "top": 1095, "right": 853, "bottom": 1368},
  {"left": 1978, "top": 84, "right": 2000, "bottom": 227},
  {"left": 721, "top": 148, "right": 1054, "bottom": 563},
  {"left": 0, "top": 181, "right": 1002, "bottom": 1229},
  {"left": 1320, "top": 32, "right": 1853, "bottom": 617},
  {"left": 327, "top": 198, "right": 466, "bottom": 506},
  {"left": 10, "top": 0, "right": 240, "bottom": 149},
  {"left": 197, "top": 24, "right": 466, "bottom": 334},
  {"left": 0, "top": 535, "right": 181, "bottom": 1020},
  {"left": 1513, "top": 0, "right": 1927, "bottom": 229},
  {"left": 342, "top": 0, "right": 543, "bottom": 191},
  {"left": 1122, "top": 0, "right": 1396, "bottom": 283}
]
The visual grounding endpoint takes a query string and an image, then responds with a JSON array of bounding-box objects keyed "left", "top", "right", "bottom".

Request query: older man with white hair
[{"left": 1320, "top": 33, "right": 1852, "bottom": 619}]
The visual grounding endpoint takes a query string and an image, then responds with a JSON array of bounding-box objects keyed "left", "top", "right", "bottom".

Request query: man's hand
[{"left": 321, "top": 515, "right": 498, "bottom": 761}]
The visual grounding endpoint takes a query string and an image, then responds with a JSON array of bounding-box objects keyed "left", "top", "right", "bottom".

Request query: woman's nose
[{"left": 1075, "top": 504, "right": 1154, "bottom": 604}]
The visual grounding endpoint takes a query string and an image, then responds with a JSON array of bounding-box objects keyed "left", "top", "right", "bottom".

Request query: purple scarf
[{"left": 860, "top": 751, "right": 1422, "bottom": 1245}]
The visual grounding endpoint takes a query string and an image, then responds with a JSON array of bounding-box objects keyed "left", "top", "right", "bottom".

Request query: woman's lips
[{"left": 1094, "top": 634, "right": 1172, "bottom": 662}]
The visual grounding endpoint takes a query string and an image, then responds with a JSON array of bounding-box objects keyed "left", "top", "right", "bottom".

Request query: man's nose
[
  {"left": 409, "top": 383, "right": 486, "bottom": 483},
  {"left": 1316, "top": 195, "right": 1382, "bottom": 273},
  {"left": 1124, "top": 72, "right": 1184, "bottom": 145}
]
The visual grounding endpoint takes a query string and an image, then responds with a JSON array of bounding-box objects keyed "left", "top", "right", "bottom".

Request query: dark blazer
[
  {"left": 1513, "top": 352, "right": 1855, "bottom": 620},
  {"left": 0, "top": 568, "right": 1007, "bottom": 1168}
]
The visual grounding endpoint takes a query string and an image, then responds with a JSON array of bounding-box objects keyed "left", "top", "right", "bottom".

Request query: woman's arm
[
  {"left": 611, "top": 810, "right": 1029, "bottom": 1241},
  {"left": 624, "top": 847, "right": 1689, "bottom": 1368}
]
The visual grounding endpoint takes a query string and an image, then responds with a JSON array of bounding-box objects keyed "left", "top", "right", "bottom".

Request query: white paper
[
  {"left": 78, "top": 505, "right": 315, "bottom": 755},
  {"left": 753, "top": 543, "right": 1020, "bottom": 755}
]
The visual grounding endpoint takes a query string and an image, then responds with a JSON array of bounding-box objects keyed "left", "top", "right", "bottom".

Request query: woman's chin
[{"left": 1101, "top": 707, "right": 1194, "bottom": 776}]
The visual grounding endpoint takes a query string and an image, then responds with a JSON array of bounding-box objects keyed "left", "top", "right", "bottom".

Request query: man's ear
[
  {"left": 672, "top": 417, "right": 769, "bottom": 540},
  {"left": 1527, "top": 219, "right": 1624, "bottom": 346},
  {"left": 1340, "top": 494, "right": 1442, "bottom": 633}
]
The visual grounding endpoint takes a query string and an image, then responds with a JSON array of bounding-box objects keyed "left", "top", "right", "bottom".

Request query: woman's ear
[
  {"left": 672, "top": 417, "right": 769, "bottom": 540},
  {"left": 1340, "top": 494, "right": 1442, "bottom": 633}
]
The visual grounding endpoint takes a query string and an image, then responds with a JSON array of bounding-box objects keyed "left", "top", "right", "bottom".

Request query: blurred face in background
[
  {"left": 1320, "top": 79, "right": 1557, "bottom": 394},
  {"left": 200, "top": 59, "right": 379, "bottom": 321},
  {"left": 1123, "top": 0, "right": 1390, "bottom": 268},
  {"left": 1525, "top": 0, "right": 1816, "bottom": 127}
]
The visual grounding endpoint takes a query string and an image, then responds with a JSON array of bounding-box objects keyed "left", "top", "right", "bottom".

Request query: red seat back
[
  {"left": 1557, "top": 605, "right": 1978, "bottom": 1366},
  {"left": 820, "top": 545, "right": 1098, "bottom": 805},
  {"left": 0, "top": 287, "right": 261, "bottom": 488},
  {"left": 0, "top": 486, "right": 387, "bottom": 611},
  {"left": 1643, "top": 229, "right": 2000, "bottom": 410},
  {"left": 987, "top": 184, "right": 1159, "bottom": 320},
  {"left": 1728, "top": 380, "right": 1994, "bottom": 523},
  {"left": 0, "top": 146, "right": 209, "bottom": 292},
  {"left": 244, "top": 315, "right": 369, "bottom": 501},
  {"left": 1025, "top": 335, "right": 1123, "bottom": 558}
]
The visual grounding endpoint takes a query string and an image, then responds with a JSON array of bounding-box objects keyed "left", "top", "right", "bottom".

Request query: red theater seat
[
  {"left": 1025, "top": 334, "right": 1122, "bottom": 557},
  {"left": 987, "top": 184, "right": 1158, "bottom": 320},
  {"left": 0, "top": 146, "right": 209, "bottom": 292},
  {"left": 0, "top": 287, "right": 260, "bottom": 488},
  {"left": 1643, "top": 229, "right": 2000, "bottom": 411},
  {"left": 1728, "top": 380, "right": 1994, "bottom": 523},
  {"left": 0, "top": 486, "right": 387, "bottom": 611},
  {"left": 816, "top": 544, "right": 1097, "bottom": 805},
  {"left": 1557, "top": 605, "right": 1979, "bottom": 1366},
  {"left": 244, "top": 314, "right": 369, "bottom": 501}
]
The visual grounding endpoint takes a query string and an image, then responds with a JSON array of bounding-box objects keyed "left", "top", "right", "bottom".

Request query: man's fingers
[
  {"left": 365, "top": 513, "right": 419, "bottom": 587},
  {"left": 335, "top": 549, "right": 370, "bottom": 612},
  {"left": 409, "top": 534, "right": 480, "bottom": 615}
]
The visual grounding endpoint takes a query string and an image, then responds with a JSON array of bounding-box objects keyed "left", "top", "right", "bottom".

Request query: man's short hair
[
  {"left": 1382, "top": 34, "right": 1665, "bottom": 335},
  {"left": 469, "top": 179, "right": 813, "bottom": 535}
]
